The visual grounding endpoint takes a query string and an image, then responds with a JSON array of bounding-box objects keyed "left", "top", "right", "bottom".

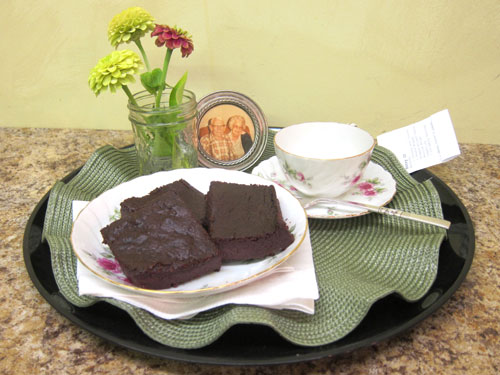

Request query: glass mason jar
[{"left": 128, "top": 89, "right": 198, "bottom": 175}]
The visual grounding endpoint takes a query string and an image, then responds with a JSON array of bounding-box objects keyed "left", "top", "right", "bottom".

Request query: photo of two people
[{"left": 199, "top": 110, "right": 254, "bottom": 161}]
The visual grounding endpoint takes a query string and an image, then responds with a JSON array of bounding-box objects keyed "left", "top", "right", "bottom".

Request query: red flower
[{"left": 151, "top": 24, "right": 194, "bottom": 57}]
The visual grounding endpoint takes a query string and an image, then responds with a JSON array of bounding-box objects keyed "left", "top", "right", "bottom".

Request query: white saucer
[{"left": 252, "top": 156, "right": 397, "bottom": 219}]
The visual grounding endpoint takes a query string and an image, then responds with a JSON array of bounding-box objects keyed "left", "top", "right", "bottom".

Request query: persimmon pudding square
[
  {"left": 101, "top": 190, "right": 221, "bottom": 290},
  {"left": 206, "top": 181, "right": 294, "bottom": 262}
]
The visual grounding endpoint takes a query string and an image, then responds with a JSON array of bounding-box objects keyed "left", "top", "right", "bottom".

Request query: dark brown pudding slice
[
  {"left": 101, "top": 191, "right": 221, "bottom": 290},
  {"left": 120, "top": 179, "right": 206, "bottom": 225},
  {"left": 206, "top": 181, "right": 294, "bottom": 261}
]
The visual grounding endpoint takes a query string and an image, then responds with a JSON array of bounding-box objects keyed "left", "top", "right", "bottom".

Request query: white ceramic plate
[
  {"left": 252, "top": 156, "right": 397, "bottom": 219},
  {"left": 71, "top": 168, "right": 308, "bottom": 297}
]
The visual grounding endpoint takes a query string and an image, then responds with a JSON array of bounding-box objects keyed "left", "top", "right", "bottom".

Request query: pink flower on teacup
[
  {"left": 282, "top": 162, "right": 313, "bottom": 188},
  {"left": 351, "top": 175, "right": 362, "bottom": 185},
  {"left": 363, "top": 189, "right": 377, "bottom": 196}
]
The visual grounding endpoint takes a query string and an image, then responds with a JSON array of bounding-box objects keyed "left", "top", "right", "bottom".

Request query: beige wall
[{"left": 1, "top": 0, "right": 499, "bottom": 144}]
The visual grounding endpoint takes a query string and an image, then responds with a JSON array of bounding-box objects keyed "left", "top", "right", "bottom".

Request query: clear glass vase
[{"left": 128, "top": 89, "right": 198, "bottom": 175}]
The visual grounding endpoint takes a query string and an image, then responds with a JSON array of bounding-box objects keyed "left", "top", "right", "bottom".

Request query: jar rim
[{"left": 127, "top": 89, "right": 197, "bottom": 114}]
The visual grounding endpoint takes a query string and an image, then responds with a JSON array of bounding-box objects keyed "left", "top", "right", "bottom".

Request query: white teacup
[{"left": 274, "top": 122, "right": 376, "bottom": 197}]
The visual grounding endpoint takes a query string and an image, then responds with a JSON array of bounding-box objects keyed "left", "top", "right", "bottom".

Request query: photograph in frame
[{"left": 196, "top": 91, "right": 268, "bottom": 170}]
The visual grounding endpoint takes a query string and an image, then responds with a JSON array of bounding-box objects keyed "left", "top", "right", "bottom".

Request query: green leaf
[
  {"left": 140, "top": 68, "right": 164, "bottom": 95},
  {"left": 140, "top": 72, "right": 154, "bottom": 94},
  {"left": 150, "top": 68, "right": 164, "bottom": 87},
  {"left": 169, "top": 71, "right": 188, "bottom": 107}
]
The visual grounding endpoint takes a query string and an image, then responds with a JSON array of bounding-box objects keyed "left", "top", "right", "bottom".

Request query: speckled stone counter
[{"left": 1, "top": 127, "right": 498, "bottom": 374}]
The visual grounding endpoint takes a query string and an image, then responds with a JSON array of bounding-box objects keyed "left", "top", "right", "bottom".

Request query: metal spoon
[{"left": 299, "top": 196, "right": 451, "bottom": 229}]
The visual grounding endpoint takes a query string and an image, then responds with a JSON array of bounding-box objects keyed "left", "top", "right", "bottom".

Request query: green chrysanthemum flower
[
  {"left": 108, "top": 7, "right": 155, "bottom": 48},
  {"left": 88, "top": 50, "right": 143, "bottom": 96}
]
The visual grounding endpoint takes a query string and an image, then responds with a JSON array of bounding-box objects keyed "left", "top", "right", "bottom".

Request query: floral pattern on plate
[{"left": 252, "top": 156, "right": 397, "bottom": 219}]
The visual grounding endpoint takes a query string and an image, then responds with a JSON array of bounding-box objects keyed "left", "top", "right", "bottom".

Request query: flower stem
[
  {"left": 134, "top": 39, "right": 151, "bottom": 71},
  {"left": 155, "top": 48, "right": 173, "bottom": 108},
  {"left": 122, "top": 85, "right": 138, "bottom": 106}
]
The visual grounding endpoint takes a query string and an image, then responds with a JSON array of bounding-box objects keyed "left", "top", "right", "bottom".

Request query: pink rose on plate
[
  {"left": 118, "top": 275, "right": 132, "bottom": 284},
  {"left": 97, "top": 258, "right": 122, "bottom": 273},
  {"left": 363, "top": 189, "right": 377, "bottom": 196}
]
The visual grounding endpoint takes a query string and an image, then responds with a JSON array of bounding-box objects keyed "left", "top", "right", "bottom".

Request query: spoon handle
[
  {"left": 362, "top": 202, "right": 450, "bottom": 229},
  {"left": 302, "top": 198, "right": 451, "bottom": 229}
]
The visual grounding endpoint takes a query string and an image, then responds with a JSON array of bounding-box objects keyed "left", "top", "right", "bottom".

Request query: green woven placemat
[{"left": 42, "top": 133, "right": 446, "bottom": 349}]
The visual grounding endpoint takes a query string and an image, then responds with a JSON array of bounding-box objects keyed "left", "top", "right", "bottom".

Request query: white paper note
[{"left": 376, "top": 109, "right": 460, "bottom": 173}]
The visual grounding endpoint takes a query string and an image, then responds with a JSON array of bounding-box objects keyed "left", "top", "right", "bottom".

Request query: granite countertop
[{"left": 1, "top": 127, "right": 498, "bottom": 374}]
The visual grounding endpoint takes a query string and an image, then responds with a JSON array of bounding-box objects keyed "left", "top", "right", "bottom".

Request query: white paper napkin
[{"left": 73, "top": 201, "right": 319, "bottom": 320}]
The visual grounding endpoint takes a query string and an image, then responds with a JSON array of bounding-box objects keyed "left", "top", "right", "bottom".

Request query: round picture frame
[{"left": 196, "top": 91, "right": 268, "bottom": 171}]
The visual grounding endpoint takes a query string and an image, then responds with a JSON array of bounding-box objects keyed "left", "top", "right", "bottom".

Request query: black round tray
[{"left": 23, "top": 168, "right": 474, "bottom": 366}]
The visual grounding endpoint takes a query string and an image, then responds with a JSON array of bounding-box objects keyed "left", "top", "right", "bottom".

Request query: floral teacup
[{"left": 274, "top": 122, "right": 375, "bottom": 198}]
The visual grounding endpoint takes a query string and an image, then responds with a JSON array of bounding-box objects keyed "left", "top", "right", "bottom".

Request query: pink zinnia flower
[{"left": 151, "top": 24, "right": 194, "bottom": 57}]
